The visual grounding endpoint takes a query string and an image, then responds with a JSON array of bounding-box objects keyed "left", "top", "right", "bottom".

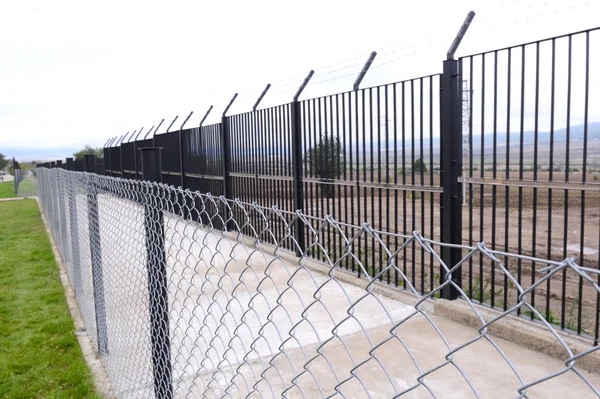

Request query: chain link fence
[
  {"left": 37, "top": 167, "right": 600, "bottom": 398},
  {"left": 14, "top": 167, "right": 38, "bottom": 197}
]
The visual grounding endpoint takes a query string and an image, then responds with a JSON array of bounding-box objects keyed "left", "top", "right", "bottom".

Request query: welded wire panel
[
  {"left": 459, "top": 27, "right": 600, "bottom": 338},
  {"left": 299, "top": 77, "right": 442, "bottom": 293},
  {"left": 182, "top": 124, "right": 225, "bottom": 197},
  {"left": 228, "top": 104, "right": 293, "bottom": 211}
]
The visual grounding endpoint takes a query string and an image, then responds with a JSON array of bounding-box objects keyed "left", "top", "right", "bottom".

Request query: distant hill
[
  {"left": 470, "top": 122, "right": 600, "bottom": 146},
  {"left": 0, "top": 146, "right": 79, "bottom": 162}
]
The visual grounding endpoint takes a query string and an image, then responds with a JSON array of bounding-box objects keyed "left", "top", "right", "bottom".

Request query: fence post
[
  {"left": 290, "top": 71, "right": 313, "bottom": 256},
  {"left": 139, "top": 147, "right": 173, "bottom": 399},
  {"left": 66, "top": 157, "right": 82, "bottom": 296},
  {"left": 291, "top": 100, "right": 306, "bottom": 256},
  {"left": 83, "top": 154, "right": 109, "bottom": 355},
  {"left": 221, "top": 94, "right": 237, "bottom": 230},
  {"left": 12, "top": 158, "right": 18, "bottom": 196}
]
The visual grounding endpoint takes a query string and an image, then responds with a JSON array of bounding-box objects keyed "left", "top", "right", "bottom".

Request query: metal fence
[
  {"left": 35, "top": 26, "right": 596, "bottom": 339},
  {"left": 37, "top": 166, "right": 600, "bottom": 398}
]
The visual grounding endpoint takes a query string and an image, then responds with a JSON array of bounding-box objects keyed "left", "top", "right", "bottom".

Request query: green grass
[
  {"left": 0, "top": 199, "right": 99, "bottom": 398},
  {"left": 15, "top": 177, "right": 37, "bottom": 197},
  {"left": 0, "top": 181, "right": 15, "bottom": 199}
]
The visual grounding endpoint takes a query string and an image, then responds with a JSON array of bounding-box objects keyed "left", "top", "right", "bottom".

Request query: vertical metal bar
[
  {"left": 504, "top": 50, "right": 511, "bottom": 311},
  {"left": 393, "top": 83, "right": 399, "bottom": 285},
  {"left": 468, "top": 56, "right": 474, "bottom": 299},
  {"left": 139, "top": 148, "right": 173, "bottom": 399},
  {"left": 429, "top": 76, "right": 435, "bottom": 291},
  {"left": 419, "top": 78, "right": 425, "bottom": 292},
  {"left": 546, "top": 38, "right": 555, "bottom": 321},
  {"left": 440, "top": 58, "right": 464, "bottom": 300},
  {"left": 577, "top": 31, "right": 590, "bottom": 335},
  {"left": 410, "top": 80, "right": 416, "bottom": 288},
  {"left": 402, "top": 82, "right": 407, "bottom": 288},
  {"left": 531, "top": 42, "right": 540, "bottom": 316},
  {"left": 491, "top": 51, "right": 498, "bottom": 308},
  {"left": 479, "top": 54, "right": 486, "bottom": 304},
  {"left": 83, "top": 155, "right": 109, "bottom": 356},
  {"left": 518, "top": 46, "right": 526, "bottom": 315}
]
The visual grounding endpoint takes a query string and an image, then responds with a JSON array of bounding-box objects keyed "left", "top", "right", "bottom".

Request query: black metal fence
[{"left": 41, "top": 26, "right": 599, "bottom": 343}]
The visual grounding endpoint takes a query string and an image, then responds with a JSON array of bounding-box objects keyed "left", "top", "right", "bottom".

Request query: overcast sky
[{"left": 0, "top": 0, "right": 598, "bottom": 157}]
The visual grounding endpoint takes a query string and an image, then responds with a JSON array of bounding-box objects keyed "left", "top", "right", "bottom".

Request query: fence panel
[
  {"left": 459, "top": 27, "right": 600, "bottom": 340},
  {"left": 299, "top": 77, "right": 442, "bottom": 291}
]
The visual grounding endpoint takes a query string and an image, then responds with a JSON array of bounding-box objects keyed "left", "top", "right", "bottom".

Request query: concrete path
[{"left": 89, "top": 197, "right": 600, "bottom": 398}]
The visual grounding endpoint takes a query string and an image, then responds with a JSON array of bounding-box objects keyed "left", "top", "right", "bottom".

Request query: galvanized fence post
[
  {"left": 66, "top": 157, "right": 82, "bottom": 296},
  {"left": 139, "top": 147, "right": 173, "bottom": 399},
  {"left": 83, "top": 154, "right": 109, "bottom": 354}
]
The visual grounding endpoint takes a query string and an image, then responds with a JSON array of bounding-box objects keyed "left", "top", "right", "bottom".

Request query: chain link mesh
[{"left": 37, "top": 168, "right": 600, "bottom": 398}]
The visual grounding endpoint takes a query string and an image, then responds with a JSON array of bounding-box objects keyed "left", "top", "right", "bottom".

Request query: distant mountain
[
  {"left": 0, "top": 146, "right": 79, "bottom": 162},
  {"left": 470, "top": 122, "right": 600, "bottom": 147}
]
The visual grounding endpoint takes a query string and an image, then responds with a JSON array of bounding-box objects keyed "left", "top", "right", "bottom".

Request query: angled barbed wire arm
[
  {"left": 180, "top": 111, "right": 193, "bottom": 131},
  {"left": 145, "top": 119, "right": 163, "bottom": 139},
  {"left": 353, "top": 51, "right": 377, "bottom": 91},
  {"left": 252, "top": 84, "right": 271, "bottom": 112},
  {"left": 134, "top": 127, "right": 145, "bottom": 141},
  {"left": 222, "top": 93, "right": 238, "bottom": 117},
  {"left": 446, "top": 10, "right": 476, "bottom": 60},
  {"left": 127, "top": 130, "right": 138, "bottom": 143},
  {"left": 293, "top": 70, "right": 314, "bottom": 102},
  {"left": 116, "top": 132, "right": 128, "bottom": 146},
  {"left": 199, "top": 106, "right": 213, "bottom": 127},
  {"left": 165, "top": 115, "right": 179, "bottom": 134}
]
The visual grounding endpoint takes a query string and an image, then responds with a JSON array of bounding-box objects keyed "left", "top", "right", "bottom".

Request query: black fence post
[
  {"left": 439, "top": 11, "right": 474, "bottom": 300},
  {"left": 83, "top": 154, "right": 109, "bottom": 354},
  {"left": 291, "top": 100, "right": 306, "bottom": 256},
  {"left": 440, "top": 59, "right": 464, "bottom": 300},
  {"left": 290, "top": 71, "right": 313, "bottom": 256},
  {"left": 66, "top": 157, "right": 82, "bottom": 296},
  {"left": 139, "top": 147, "right": 173, "bottom": 399},
  {"left": 12, "top": 158, "right": 18, "bottom": 196}
]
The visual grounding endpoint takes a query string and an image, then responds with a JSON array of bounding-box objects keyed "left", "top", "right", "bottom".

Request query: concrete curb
[
  {"left": 433, "top": 298, "right": 600, "bottom": 374},
  {"left": 220, "top": 228, "right": 598, "bottom": 374},
  {"left": 34, "top": 198, "right": 115, "bottom": 398}
]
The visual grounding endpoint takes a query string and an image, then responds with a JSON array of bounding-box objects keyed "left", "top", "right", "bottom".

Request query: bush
[
  {"left": 412, "top": 158, "right": 427, "bottom": 173},
  {"left": 306, "top": 134, "right": 343, "bottom": 198}
]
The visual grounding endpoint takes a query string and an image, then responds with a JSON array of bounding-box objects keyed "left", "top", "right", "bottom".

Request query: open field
[{"left": 0, "top": 199, "right": 98, "bottom": 398}]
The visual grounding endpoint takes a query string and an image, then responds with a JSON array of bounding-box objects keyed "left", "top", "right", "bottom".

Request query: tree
[
  {"left": 306, "top": 134, "right": 343, "bottom": 198},
  {"left": 73, "top": 145, "right": 103, "bottom": 160},
  {"left": 0, "top": 152, "right": 8, "bottom": 171},
  {"left": 412, "top": 158, "right": 428, "bottom": 173}
]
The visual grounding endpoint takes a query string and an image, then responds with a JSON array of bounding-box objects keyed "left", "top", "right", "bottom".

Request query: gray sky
[{"left": 0, "top": 0, "right": 598, "bottom": 155}]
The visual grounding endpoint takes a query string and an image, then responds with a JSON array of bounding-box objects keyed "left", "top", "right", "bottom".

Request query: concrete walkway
[{"left": 87, "top": 197, "right": 600, "bottom": 398}]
